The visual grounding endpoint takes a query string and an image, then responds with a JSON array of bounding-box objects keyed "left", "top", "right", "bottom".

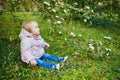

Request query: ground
[{"left": 0, "top": 12, "right": 120, "bottom": 80}]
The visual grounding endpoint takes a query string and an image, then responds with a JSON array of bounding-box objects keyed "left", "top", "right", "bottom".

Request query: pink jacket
[{"left": 19, "top": 29, "right": 46, "bottom": 63}]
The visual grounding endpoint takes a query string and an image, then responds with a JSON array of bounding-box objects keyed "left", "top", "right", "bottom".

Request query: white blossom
[
  {"left": 63, "top": 10, "right": 67, "bottom": 13},
  {"left": 106, "top": 48, "right": 111, "bottom": 52},
  {"left": 104, "top": 36, "right": 112, "bottom": 40},
  {"left": 61, "top": 2, "right": 64, "bottom": 6},
  {"left": 47, "top": 19, "right": 51, "bottom": 23},
  {"left": 84, "top": 19, "right": 87, "bottom": 22},
  {"left": 98, "top": 2, "right": 103, "bottom": 6},
  {"left": 69, "top": 6, "right": 72, "bottom": 9},
  {"left": 89, "top": 44, "right": 95, "bottom": 50},
  {"left": 70, "top": 32, "right": 76, "bottom": 37},
  {"left": 80, "top": 8, "right": 83, "bottom": 11},
  {"left": 43, "top": 1, "right": 50, "bottom": 6},
  {"left": 58, "top": 31, "right": 62, "bottom": 34},
  {"left": 99, "top": 41, "right": 102, "bottom": 45},
  {"left": 52, "top": 9, "right": 56, "bottom": 12},
  {"left": 85, "top": 6, "right": 90, "bottom": 9},
  {"left": 12, "top": 1, "right": 15, "bottom": 4},
  {"left": 61, "top": 18, "right": 64, "bottom": 21},
  {"left": 90, "top": 39, "right": 94, "bottom": 41},
  {"left": 18, "top": 1, "right": 21, "bottom": 3},
  {"left": 91, "top": 10, "right": 94, "bottom": 13},
  {"left": 74, "top": 2, "right": 78, "bottom": 5},
  {"left": 78, "top": 34, "right": 82, "bottom": 37},
  {"left": 74, "top": 51, "right": 79, "bottom": 55},
  {"left": 65, "top": 37, "right": 67, "bottom": 41},
  {"left": 106, "top": 53, "right": 109, "bottom": 56},
  {"left": 55, "top": 16, "right": 59, "bottom": 18},
  {"left": 57, "top": 21, "right": 62, "bottom": 24},
  {"left": 74, "top": 8, "right": 78, "bottom": 11},
  {"left": 54, "top": 22, "right": 57, "bottom": 24},
  {"left": 86, "top": 17, "right": 90, "bottom": 19},
  {"left": 48, "top": 7, "right": 51, "bottom": 9}
]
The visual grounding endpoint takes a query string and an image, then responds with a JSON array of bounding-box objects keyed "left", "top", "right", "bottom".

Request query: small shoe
[
  {"left": 53, "top": 64, "right": 60, "bottom": 70},
  {"left": 62, "top": 56, "right": 68, "bottom": 62}
]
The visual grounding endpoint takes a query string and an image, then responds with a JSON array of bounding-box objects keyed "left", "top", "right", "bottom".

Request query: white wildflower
[
  {"left": 74, "top": 51, "right": 79, "bottom": 55},
  {"left": 57, "top": 21, "right": 62, "bottom": 24},
  {"left": 106, "top": 48, "right": 111, "bottom": 52},
  {"left": 91, "top": 10, "right": 94, "bottom": 13},
  {"left": 57, "top": 1, "right": 61, "bottom": 5},
  {"left": 48, "top": 7, "right": 51, "bottom": 9},
  {"left": 43, "top": 1, "right": 50, "bottom": 6},
  {"left": 50, "top": 38, "right": 53, "bottom": 41},
  {"left": 63, "top": 9, "right": 67, "bottom": 13},
  {"left": 84, "top": 19, "right": 87, "bottom": 22},
  {"left": 52, "top": 9, "right": 56, "bottom": 12},
  {"left": 89, "top": 44, "right": 95, "bottom": 50},
  {"left": 99, "top": 41, "right": 102, "bottom": 45},
  {"left": 61, "top": 18, "right": 64, "bottom": 21},
  {"left": 90, "top": 39, "right": 94, "bottom": 42},
  {"left": 106, "top": 53, "right": 109, "bottom": 56},
  {"left": 10, "top": 36, "right": 13, "bottom": 41},
  {"left": 86, "top": 17, "right": 90, "bottom": 19},
  {"left": 65, "top": 37, "right": 67, "bottom": 41},
  {"left": 58, "top": 31, "right": 62, "bottom": 34},
  {"left": 18, "top": 1, "right": 21, "bottom": 3},
  {"left": 70, "top": 32, "right": 76, "bottom": 37},
  {"left": 47, "top": 19, "right": 51, "bottom": 23},
  {"left": 74, "top": 2, "right": 78, "bottom": 5},
  {"left": 60, "top": 2, "right": 64, "bottom": 6},
  {"left": 98, "top": 2, "right": 103, "bottom": 6},
  {"left": 54, "top": 22, "right": 57, "bottom": 24},
  {"left": 104, "top": 36, "right": 112, "bottom": 40},
  {"left": 55, "top": 16, "right": 59, "bottom": 18},
  {"left": 12, "top": 1, "right": 15, "bottom": 4},
  {"left": 69, "top": 6, "right": 72, "bottom": 9},
  {"left": 85, "top": 6, "right": 90, "bottom": 9},
  {"left": 9, "top": 52, "right": 12, "bottom": 57},
  {"left": 80, "top": 8, "right": 83, "bottom": 11},
  {"left": 74, "top": 8, "right": 78, "bottom": 11},
  {"left": 78, "top": 34, "right": 82, "bottom": 37}
]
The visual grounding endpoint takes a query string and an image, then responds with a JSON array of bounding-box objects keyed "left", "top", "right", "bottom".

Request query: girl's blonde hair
[{"left": 22, "top": 20, "right": 38, "bottom": 33}]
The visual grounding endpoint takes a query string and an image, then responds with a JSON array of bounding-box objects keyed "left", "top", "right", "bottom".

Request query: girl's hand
[
  {"left": 45, "top": 43, "right": 50, "bottom": 48},
  {"left": 29, "top": 59, "right": 37, "bottom": 66}
]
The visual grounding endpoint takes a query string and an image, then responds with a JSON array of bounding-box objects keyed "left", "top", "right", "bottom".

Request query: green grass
[{"left": 0, "top": 12, "right": 120, "bottom": 80}]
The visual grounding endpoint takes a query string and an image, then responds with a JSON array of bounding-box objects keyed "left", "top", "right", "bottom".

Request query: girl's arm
[{"left": 39, "top": 36, "right": 49, "bottom": 48}]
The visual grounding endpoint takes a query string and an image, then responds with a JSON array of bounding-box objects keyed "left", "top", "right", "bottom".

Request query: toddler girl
[{"left": 19, "top": 20, "right": 68, "bottom": 70}]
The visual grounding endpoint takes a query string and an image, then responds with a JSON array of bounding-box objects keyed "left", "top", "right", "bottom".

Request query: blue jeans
[{"left": 35, "top": 53, "right": 63, "bottom": 68}]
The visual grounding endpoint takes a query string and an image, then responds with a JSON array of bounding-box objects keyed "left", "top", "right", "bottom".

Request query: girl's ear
[{"left": 28, "top": 28, "right": 32, "bottom": 33}]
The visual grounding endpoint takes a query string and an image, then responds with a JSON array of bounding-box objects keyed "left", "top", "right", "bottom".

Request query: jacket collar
[{"left": 19, "top": 28, "right": 41, "bottom": 40}]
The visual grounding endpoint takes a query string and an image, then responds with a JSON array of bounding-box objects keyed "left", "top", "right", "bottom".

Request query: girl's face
[{"left": 30, "top": 22, "right": 40, "bottom": 35}]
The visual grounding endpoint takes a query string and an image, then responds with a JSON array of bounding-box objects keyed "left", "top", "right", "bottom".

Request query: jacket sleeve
[
  {"left": 39, "top": 36, "right": 47, "bottom": 48},
  {"left": 21, "top": 38, "right": 34, "bottom": 63}
]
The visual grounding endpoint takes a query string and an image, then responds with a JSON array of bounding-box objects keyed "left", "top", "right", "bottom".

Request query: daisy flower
[{"left": 89, "top": 44, "right": 95, "bottom": 50}]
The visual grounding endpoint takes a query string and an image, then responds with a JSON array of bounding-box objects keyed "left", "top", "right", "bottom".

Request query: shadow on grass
[
  {"left": 0, "top": 37, "right": 22, "bottom": 79},
  {"left": 89, "top": 18, "right": 120, "bottom": 36}
]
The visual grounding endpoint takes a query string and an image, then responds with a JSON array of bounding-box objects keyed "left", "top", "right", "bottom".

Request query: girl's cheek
[
  {"left": 35, "top": 29, "right": 39, "bottom": 34},
  {"left": 36, "top": 29, "right": 39, "bottom": 34}
]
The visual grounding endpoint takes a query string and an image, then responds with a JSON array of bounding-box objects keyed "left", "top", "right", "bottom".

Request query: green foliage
[
  {"left": 0, "top": 12, "right": 120, "bottom": 80},
  {"left": 1, "top": 0, "right": 120, "bottom": 26}
]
